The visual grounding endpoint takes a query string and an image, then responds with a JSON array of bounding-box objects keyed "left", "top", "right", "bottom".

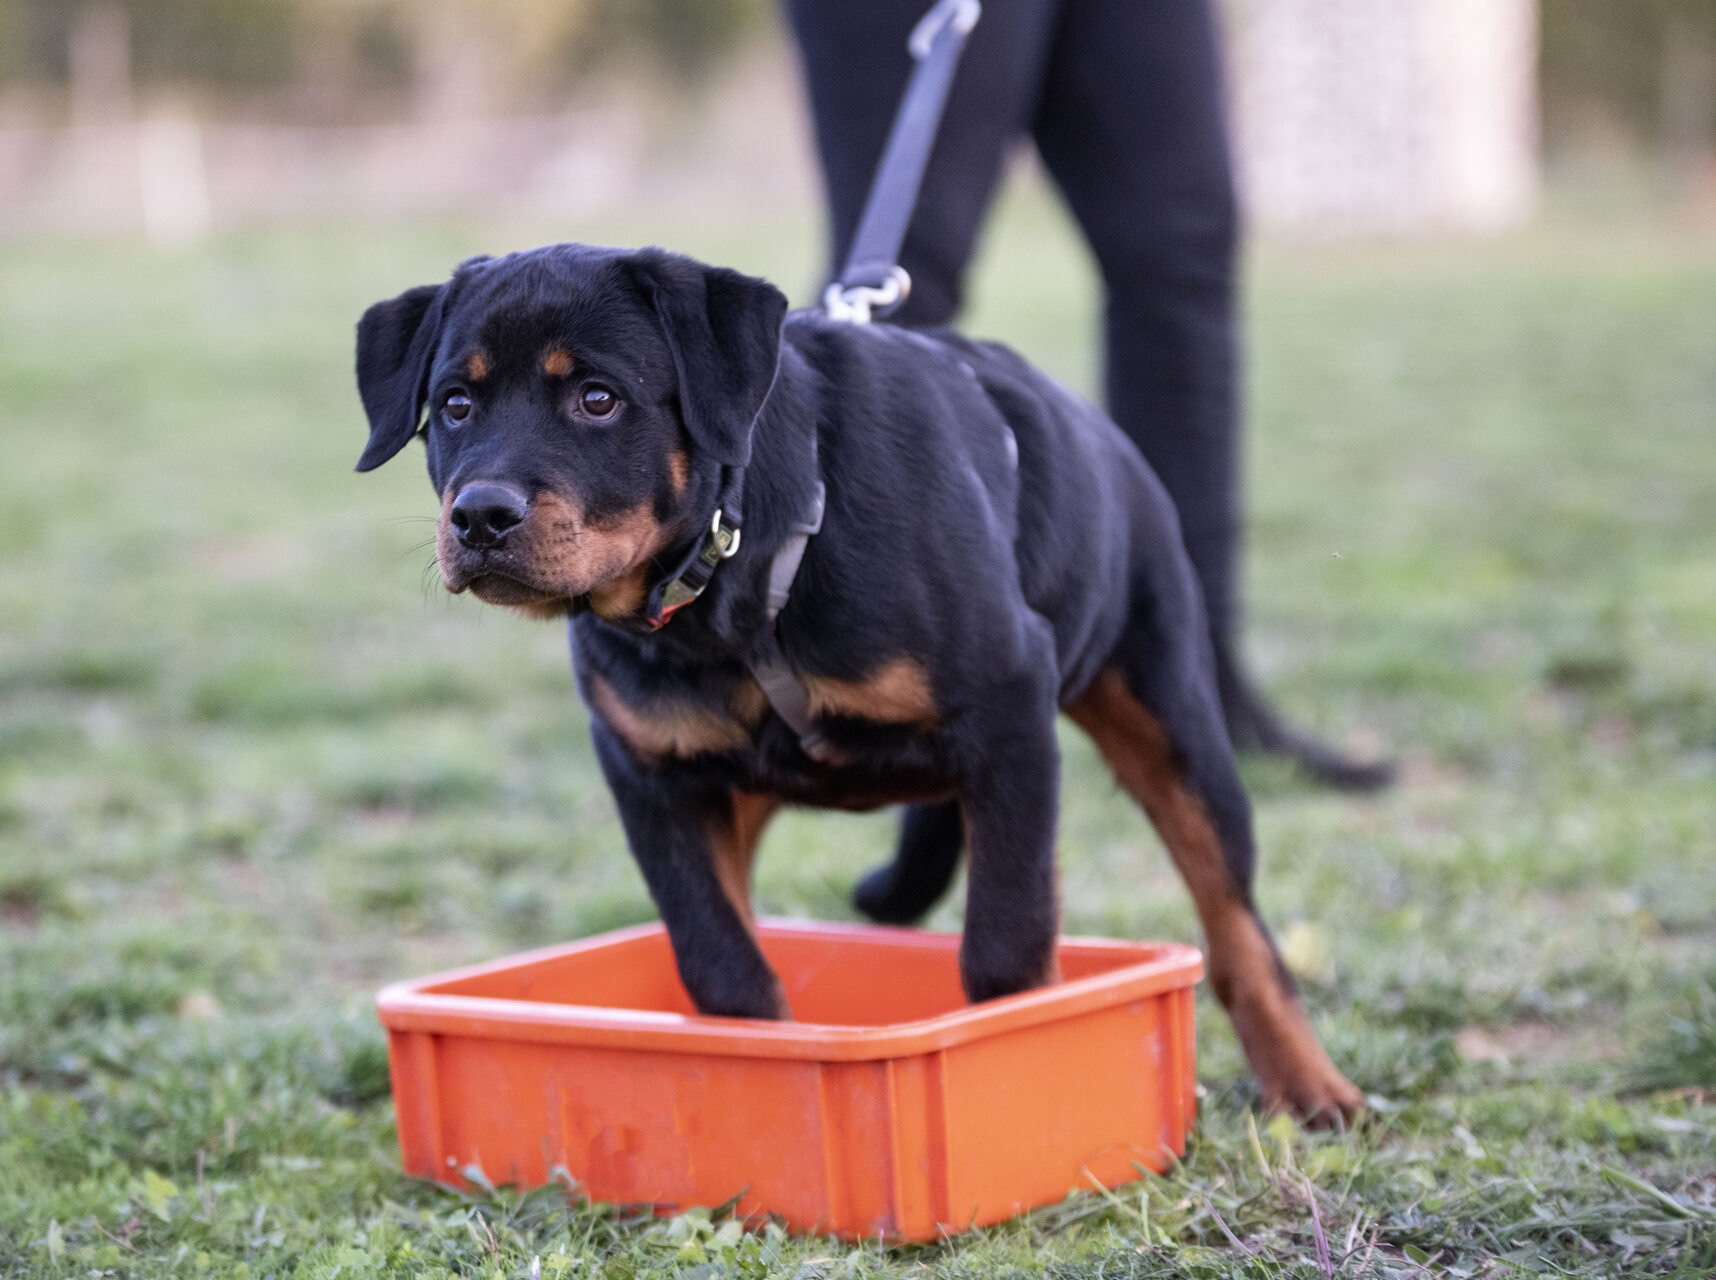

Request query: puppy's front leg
[
  {"left": 953, "top": 661, "right": 1064, "bottom": 1004},
  {"left": 590, "top": 726, "right": 788, "bottom": 1019}
]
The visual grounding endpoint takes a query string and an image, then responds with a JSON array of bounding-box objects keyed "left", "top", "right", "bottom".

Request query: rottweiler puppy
[{"left": 354, "top": 243, "right": 1362, "bottom": 1122}]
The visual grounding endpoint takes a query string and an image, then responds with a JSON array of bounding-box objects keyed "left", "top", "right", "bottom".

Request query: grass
[{"left": 2, "top": 188, "right": 1715, "bottom": 1277}]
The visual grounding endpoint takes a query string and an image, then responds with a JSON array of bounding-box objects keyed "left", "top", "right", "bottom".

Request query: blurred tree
[
  {"left": 1541, "top": 0, "right": 1716, "bottom": 169},
  {"left": 0, "top": 0, "right": 767, "bottom": 116},
  {"left": 1, "top": 0, "right": 299, "bottom": 91},
  {"left": 400, "top": 0, "right": 594, "bottom": 120},
  {"left": 572, "top": 0, "right": 769, "bottom": 81}
]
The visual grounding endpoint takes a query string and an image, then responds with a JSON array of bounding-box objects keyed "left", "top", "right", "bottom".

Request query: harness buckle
[
  {"left": 822, "top": 266, "right": 912, "bottom": 325},
  {"left": 711, "top": 507, "right": 741, "bottom": 558}
]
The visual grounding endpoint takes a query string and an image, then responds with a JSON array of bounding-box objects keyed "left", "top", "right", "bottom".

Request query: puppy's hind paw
[
  {"left": 1262, "top": 1067, "right": 1366, "bottom": 1130},
  {"left": 853, "top": 859, "right": 936, "bottom": 925}
]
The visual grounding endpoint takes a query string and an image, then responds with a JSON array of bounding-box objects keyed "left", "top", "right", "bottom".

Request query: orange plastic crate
[{"left": 378, "top": 919, "right": 1202, "bottom": 1241}]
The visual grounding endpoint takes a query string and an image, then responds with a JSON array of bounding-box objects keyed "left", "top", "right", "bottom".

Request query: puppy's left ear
[
  {"left": 354, "top": 282, "right": 448, "bottom": 472},
  {"left": 625, "top": 249, "right": 788, "bottom": 468}
]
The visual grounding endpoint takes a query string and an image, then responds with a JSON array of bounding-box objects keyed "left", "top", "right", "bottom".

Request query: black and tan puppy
[{"left": 354, "top": 243, "right": 1362, "bottom": 1122}]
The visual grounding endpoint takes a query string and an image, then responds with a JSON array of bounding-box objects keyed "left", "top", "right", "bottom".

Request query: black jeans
[{"left": 786, "top": 0, "right": 1241, "bottom": 643}]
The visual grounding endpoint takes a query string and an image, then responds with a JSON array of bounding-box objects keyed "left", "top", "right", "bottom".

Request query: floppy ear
[
  {"left": 625, "top": 249, "right": 788, "bottom": 468},
  {"left": 353, "top": 282, "right": 448, "bottom": 473}
]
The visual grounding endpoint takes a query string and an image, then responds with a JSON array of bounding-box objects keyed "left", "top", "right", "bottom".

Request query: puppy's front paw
[
  {"left": 959, "top": 943, "right": 1060, "bottom": 1005},
  {"left": 687, "top": 968, "right": 791, "bottom": 1021}
]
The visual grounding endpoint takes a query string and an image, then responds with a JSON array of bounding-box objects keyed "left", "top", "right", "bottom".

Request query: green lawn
[{"left": 2, "top": 192, "right": 1714, "bottom": 1278}]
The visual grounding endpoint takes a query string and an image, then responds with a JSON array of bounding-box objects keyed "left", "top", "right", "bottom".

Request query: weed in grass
[{"left": 1630, "top": 969, "right": 1716, "bottom": 1095}]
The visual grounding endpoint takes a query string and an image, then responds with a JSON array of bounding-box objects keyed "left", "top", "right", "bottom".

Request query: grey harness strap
[{"left": 747, "top": 481, "right": 838, "bottom": 763}]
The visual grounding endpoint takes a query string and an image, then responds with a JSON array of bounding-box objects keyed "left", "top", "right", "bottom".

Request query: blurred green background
[{"left": 2, "top": 2, "right": 1715, "bottom": 1277}]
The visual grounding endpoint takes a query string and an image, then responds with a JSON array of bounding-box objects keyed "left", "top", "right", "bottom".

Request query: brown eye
[
  {"left": 443, "top": 392, "right": 472, "bottom": 425},
  {"left": 580, "top": 385, "right": 618, "bottom": 419}
]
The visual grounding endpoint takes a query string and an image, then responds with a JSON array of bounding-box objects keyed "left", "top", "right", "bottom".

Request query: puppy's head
[{"left": 354, "top": 244, "right": 787, "bottom": 619}]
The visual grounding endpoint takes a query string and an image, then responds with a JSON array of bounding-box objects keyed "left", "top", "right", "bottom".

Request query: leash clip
[
  {"left": 822, "top": 266, "right": 911, "bottom": 325},
  {"left": 910, "top": 0, "right": 981, "bottom": 58}
]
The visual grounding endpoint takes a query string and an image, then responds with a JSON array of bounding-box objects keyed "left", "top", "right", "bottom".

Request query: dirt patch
[{"left": 1455, "top": 1021, "right": 1626, "bottom": 1066}]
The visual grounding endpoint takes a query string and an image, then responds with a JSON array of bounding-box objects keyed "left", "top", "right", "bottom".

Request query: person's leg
[
  {"left": 1031, "top": 0, "right": 1239, "bottom": 642},
  {"left": 1032, "top": 0, "right": 1391, "bottom": 788},
  {"left": 783, "top": 0, "right": 1059, "bottom": 325}
]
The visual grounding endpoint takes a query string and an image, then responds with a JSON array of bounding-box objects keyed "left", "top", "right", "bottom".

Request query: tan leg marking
[
  {"left": 707, "top": 791, "right": 790, "bottom": 1018},
  {"left": 804, "top": 657, "right": 939, "bottom": 727},
  {"left": 587, "top": 676, "right": 754, "bottom": 761},
  {"left": 1067, "top": 668, "right": 1362, "bottom": 1124},
  {"left": 707, "top": 791, "right": 779, "bottom": 929}
]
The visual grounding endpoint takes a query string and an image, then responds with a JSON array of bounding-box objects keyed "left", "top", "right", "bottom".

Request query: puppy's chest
[{"left": 585, "top": 658, "right": 948, "bottom": 796}]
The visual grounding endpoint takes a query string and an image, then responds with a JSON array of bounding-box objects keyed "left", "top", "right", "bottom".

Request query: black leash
[{"left": 824, "top": 0, "right": 982, "bottom": 324}]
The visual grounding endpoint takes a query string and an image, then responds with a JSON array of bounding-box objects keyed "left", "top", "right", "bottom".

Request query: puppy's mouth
[
  {"left": 435, "top": 487, "right": 671, "bottom": 621},
  {"left": 465, "top": 569, "right": 568, "bottom": 609},
  {"left": 439, "top": 550, "right": 581, "bottom": 617}
]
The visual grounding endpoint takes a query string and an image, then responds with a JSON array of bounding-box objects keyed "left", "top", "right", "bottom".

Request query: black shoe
[{"left": 1214, "top": 639, "right": 1395, "bottom": 792}]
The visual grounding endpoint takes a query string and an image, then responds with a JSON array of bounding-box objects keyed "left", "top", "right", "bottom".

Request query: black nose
[{"left": 449, "top": 482, "right": 529, "bottom": 550}]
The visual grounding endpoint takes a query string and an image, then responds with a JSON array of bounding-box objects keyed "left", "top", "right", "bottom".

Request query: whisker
[{"left": 398, "top": 537, "right": 438, "bottom": 566}]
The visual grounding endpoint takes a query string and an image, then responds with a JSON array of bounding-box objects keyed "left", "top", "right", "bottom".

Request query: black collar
[
  {"left": 642, "top": 462, "right": 746, "bottom": 630},
  {"left": 643, "top": 504, "right": 742, "bottom": 630},
  {"left": 573, "top": 465, "right": 746, "bottom": 634}
]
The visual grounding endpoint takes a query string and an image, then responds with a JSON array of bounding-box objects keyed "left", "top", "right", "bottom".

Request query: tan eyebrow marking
[
  {"left": 465, "top": 350, "right": 491, "bottom": 381},
  {"left": 542, "top": 348, "right": 575, "bottom": 378}
]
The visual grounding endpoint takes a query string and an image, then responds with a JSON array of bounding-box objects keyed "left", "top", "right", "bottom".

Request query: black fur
[
  {"left": 355, "top": 242, "right": 1290, "bottom": 1047},
  {"left": 623, "top": 249, "right": 788, "bottom": 468},
  {"left": 355, "top": 282, "right": 446, "bottom": 472}
]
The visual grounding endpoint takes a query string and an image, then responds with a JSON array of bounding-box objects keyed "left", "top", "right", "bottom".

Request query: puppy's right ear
[{"left": 354, "top": 282, "right": 448, "bottom": 473}]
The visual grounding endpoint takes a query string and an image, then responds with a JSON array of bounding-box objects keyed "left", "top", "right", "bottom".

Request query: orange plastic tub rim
[{"left": 378, "top": 919, "right": 1202, "bottom": 1242}]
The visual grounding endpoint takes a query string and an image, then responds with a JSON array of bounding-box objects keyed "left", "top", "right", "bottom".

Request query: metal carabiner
[
  {"left": 909, "top": 0, "right": 981, "bottom": 60},
  {"left": 822, "top": 266, "right": 912, "bottom": 325}
]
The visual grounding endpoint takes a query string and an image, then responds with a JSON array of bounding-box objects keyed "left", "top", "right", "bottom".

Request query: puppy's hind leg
[
  {"left": 853, "top": 800, "right": 964, "bottom": 925},
  {"left": 1067, "top": 603, "right": 1363, "bottom": 1125}
]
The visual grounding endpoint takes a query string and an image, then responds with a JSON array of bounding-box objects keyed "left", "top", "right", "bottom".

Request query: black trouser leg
[
  {"left": 1027, "top": 0, "right": 1391, "bottom": 788},
  {"left": 1029, "top": 0, "right": 1240, "bottom": 641}
]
